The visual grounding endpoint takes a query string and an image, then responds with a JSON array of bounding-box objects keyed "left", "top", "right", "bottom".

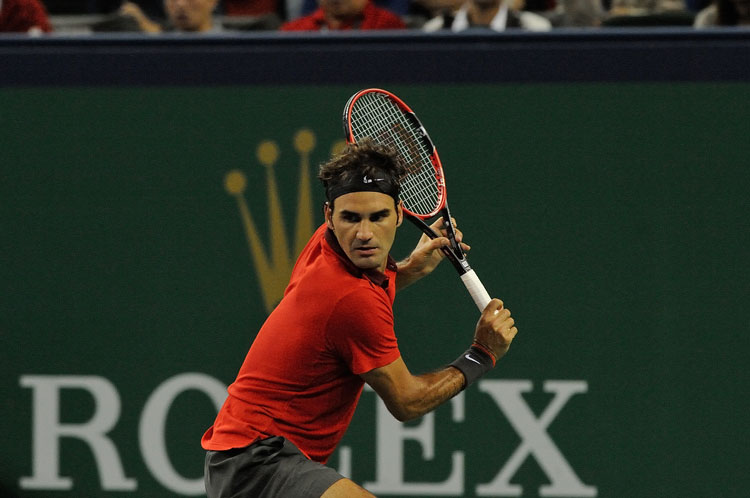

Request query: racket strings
[{"left": 350, "top": 93, "right": 440, "bottom": 217}]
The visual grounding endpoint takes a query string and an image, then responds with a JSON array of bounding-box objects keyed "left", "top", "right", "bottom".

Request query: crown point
[
  {"left": 257, "top": 141, "right": 279, "bottom": 167},
  {"left": 294, "top": 129, "right": 316, "bottom": 153},
  {"left": 224, "top": 170, "right": 247, "bottom": 194}
]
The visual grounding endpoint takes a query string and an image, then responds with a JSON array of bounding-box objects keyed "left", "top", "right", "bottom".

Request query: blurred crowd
[{"left": 1, "top": 0, "right": 748, "bottom": 35}]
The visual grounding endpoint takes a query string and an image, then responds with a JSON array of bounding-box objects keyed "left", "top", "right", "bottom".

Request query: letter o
[{"left": 138, "top": 373, "right": 226, "bottom": 495}]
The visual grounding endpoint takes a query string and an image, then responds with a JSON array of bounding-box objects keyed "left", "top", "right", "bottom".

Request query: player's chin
[{"left": 350, "top": 253, "right": 383, "bottom": 271}]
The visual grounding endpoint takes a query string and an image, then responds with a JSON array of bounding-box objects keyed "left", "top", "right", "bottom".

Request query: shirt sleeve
[{"left": 326, "top": 286, "right": 401, "bottom": 375}]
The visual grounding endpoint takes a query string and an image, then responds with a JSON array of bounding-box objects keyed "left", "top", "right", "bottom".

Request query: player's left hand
[
  {"left": 419, "top": 216, "right": 470, "bottom": 266},
  {"left": 395, "top": 218, "right": 469, "bottom": 290}
]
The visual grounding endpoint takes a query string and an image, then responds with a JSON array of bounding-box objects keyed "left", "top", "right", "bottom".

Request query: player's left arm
[{"left": 395, "top": 218, "right": 470, "bottom": 291}]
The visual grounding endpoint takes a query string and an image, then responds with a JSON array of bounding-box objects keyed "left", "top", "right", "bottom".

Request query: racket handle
[{"left": 460, "top": 270, "right": 492, "bottom": 312}]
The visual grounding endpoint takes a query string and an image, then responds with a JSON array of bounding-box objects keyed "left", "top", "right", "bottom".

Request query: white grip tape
[{"left": 460, "top": 270, "right": 491, "bottom": 312}]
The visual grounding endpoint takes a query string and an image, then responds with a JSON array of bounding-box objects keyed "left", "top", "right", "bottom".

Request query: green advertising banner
[{"left": 2, "top": 84, "right": 749, "bottom": 497}]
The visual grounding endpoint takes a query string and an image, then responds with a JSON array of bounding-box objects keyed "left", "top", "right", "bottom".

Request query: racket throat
[
  {"left": 442, "top": 243, "right": 472, "bottom": 275},
  {"left": 405, "top": 215, "right": 471, "bottom": 276}
]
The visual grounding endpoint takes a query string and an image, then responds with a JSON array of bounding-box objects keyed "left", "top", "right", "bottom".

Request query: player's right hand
[{"left": 473, "top": 299, "right": 518, "bottom": 361}]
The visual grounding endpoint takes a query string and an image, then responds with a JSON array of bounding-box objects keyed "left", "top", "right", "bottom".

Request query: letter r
[{"left": 19, "top": 375, "right": 136, "bottom": 491}]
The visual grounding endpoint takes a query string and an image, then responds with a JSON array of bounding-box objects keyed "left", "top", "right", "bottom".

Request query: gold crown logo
[{"left": 224, "top": 129, "right": 346, "bottom": 312}]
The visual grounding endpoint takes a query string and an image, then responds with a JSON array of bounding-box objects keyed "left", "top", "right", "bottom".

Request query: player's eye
[
  {"left": 370, "top": 211, "right": 390, "bottom": 222},
  {"left": 341, "top": 213, "right": 360, "bottom": 223}
]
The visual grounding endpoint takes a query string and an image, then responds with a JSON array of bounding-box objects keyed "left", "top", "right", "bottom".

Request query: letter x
[{"left": 477, "top": 380, "right": 597, "bottom": 497}]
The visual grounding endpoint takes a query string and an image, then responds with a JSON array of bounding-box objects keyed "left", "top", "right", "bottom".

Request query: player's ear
[
  {"left": 395, "top": 201, "right": 404, "bottom": 227},
  {"left": 324, "top": 202, "right": 335, "bottom": 230}
]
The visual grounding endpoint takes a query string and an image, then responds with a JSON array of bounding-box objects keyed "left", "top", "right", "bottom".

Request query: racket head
[{"left": 343, "top": 88, "right": 447, "bottom": 219}]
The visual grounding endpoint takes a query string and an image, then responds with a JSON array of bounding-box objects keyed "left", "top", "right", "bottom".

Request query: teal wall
[{"left": 2, "top": 83, "right": 749, "bottom": 497}]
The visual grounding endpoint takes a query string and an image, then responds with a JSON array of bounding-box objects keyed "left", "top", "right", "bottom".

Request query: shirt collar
[{"left": 324, "top": 228, "right": 396, "bottom": 288}]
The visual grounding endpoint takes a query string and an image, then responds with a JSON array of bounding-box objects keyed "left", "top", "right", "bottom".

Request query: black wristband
[{"left": 450, "top": 345, "right": 495, "bottom": 389}]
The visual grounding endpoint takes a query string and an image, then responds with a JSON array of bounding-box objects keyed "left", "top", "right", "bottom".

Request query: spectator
[
  {"left": 407, "top": 0, "right": 463, "bottom": 27},
  {"left": 298, "top": 0, "right": 410, "bottom": 15},
  {"left": 548, "top": 0, "right": 605, "bottom": 26},
  {"left": 115, "top": 1, "right": 163, "bottom": 31},
  {"left": 163, "top": 0, "right": 220, "bottom": 30},
  {"left": 422, "top": 0, "right": 552, "bottom": 31},
  {"left": 608, "top": 0, "right": 684, "bottom": 16},
  {"left": 0, "top": 0, "right": 52, "bottom": 33},
  {"left": 280, "top": 0, "right": 406, "bottom": 30},
  {"left": 602, "top": 0, "right": 695, "bottom": 25},
  {"left": 107, "top": 0, "right": 221, "bottom": 32},
  {"left": 694, "top": 0, "right": 750, "bottom": 25}
]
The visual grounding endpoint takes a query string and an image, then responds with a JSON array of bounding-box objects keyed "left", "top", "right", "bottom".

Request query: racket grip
[{"left": 460, "top": 270, "right": 492, "bottom": 312}]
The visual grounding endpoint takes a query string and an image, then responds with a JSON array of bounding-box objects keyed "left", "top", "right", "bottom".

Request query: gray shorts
[{"left": 204, "top": 436, "right": 344, "bottom": 498}]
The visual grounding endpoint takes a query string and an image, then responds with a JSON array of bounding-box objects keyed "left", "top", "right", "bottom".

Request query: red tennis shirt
[{"left": 201, "top": 224, "right": 401, "bottom": 463}]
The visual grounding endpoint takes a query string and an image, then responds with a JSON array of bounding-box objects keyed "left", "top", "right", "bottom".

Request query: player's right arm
[
  {"left": 361, "top": 299, "right": 517, "bottom": 422},
  {"left": 361, "top": 356, "right": 465, "bottom": 422}
]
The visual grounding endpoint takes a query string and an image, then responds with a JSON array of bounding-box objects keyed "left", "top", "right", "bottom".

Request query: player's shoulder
[
  {"left": 323, "top": 286, "right": 394, "bottom": 341},
  {"left": 331, "top": 281, "right": 393, "bottom": 319}
]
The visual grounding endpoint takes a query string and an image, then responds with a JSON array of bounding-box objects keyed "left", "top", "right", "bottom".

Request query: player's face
[
  {"left": 164, "top": 0, "right": 218, "bottom": 31},
  {"left": 325, "top": 191, "right": 403, "bottom": 273}
]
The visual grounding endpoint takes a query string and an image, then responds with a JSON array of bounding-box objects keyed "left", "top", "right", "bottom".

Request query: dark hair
[{"left": 318, "top": 138, "right": 406, "bottom": 207}]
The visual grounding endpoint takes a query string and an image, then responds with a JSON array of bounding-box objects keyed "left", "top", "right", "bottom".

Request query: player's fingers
[
  {"left": 508, "top": 326, "right": 519, "bottom": 339},
  {"left": 499, "top": 316, "right": 515, "bottom": 331},
  {"left": 493, "top": 310, "right": 512, "bottom": 327},
  {"left": 453, "top": 230, "right": 470, "bottom": 250},
  {"left": 502, "top": 326, "right": 519, "bottom": 343},
  {"left": 430, "top": 217, "right": 445, "bottom": 231},
  {"left": 433, "top": 218, "right": 458, "bottom": 236},
  {"left": 490, "top": 303, "right": 511, "bottom": 324},
  {"left": 423, "top": 236, "right": 449, "bottom": 254},
  {"left": 484, "top": 298, "right": 504, "bottom": 317}
]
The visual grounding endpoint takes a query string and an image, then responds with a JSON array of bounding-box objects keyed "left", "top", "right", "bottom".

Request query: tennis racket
[{"left": 342, "top": 88, "right": 491, "bottom": 312}]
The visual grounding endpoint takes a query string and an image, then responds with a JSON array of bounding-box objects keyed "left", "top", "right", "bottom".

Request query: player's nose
[{"left": 356, "top": 220, "right": 373, "bottom": 239}]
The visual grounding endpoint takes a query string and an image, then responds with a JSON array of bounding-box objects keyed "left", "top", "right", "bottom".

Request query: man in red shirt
[
  {"left": 0, "top": 0, "right": 52, "bottom": 33},
  {"left": 281, "top": 0, "right": 406, "bottom": 30},
  {"left": 202, "top": 139, "right": 518, "bottom": 497}
]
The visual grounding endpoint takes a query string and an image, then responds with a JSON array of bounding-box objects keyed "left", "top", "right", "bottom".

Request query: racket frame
[{"left": 343, "top": 88, "right": 491, "bottom": 310}]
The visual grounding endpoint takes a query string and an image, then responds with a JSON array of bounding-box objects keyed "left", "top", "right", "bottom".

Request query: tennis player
[{"left": 202, "top": 138, "right": 518, "bottom": 497}]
